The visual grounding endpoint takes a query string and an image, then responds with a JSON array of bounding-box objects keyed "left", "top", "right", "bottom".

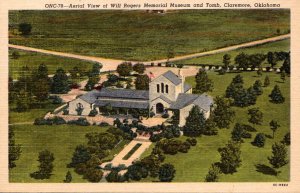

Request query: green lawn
[
  {"left": 9, "top": 48, "right": 95, "bottom": 79},
  {"left": 9, "top": 10, "right": 290, "bottom": 61},
  {"left": 175, "top": 39, "right": 290, "bottom": 66},
  {"left": 142, "top": 71, "right": 290, "bottom": 182},
  {"left": 9, "top": 124, "right": 129, "bottom": 182}
]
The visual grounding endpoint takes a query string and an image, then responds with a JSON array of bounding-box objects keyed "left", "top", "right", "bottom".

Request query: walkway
[{"left": 101, "top": 139, "right": 152, "bottom": 167}]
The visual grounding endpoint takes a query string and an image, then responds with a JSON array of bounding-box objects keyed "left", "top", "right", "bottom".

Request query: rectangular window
[
  {"left": 157, "top": 84, "right": 160, "bottom": 93},
  {"left": 166, "top": 85, "right": 169, "bottom": 93},
  {"left": 161, "top": 83, "right": 164, "bottom": 93}
]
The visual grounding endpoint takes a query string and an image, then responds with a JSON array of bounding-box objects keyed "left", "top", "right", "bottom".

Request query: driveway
[{"left": 101, "top": 139, "right": 152, "bottom": 167}]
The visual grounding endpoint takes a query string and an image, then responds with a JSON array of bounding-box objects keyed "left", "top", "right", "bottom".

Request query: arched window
[
  {"left": 157, "top": 84, "right": 160, "bottom": 93},
  {"left": 161, "top": 83, "right": 164, "bottom": 93},
  {"left": 166, "top": 84, "right": 169, "bottom": 93}
]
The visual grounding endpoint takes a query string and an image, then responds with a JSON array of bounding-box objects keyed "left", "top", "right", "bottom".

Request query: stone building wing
[
  {"left": 169, "top": 93, "right": 213, "bottom": 111},
  {"left": 94, "top": 100, "right": 149, "bottom": 109}
]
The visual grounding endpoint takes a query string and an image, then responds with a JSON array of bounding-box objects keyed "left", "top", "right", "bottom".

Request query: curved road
[{"left": 9, "top": 34, "right": 290, "bottom": 72}]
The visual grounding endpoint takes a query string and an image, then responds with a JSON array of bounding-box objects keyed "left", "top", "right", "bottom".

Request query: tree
[
  {"left": 205, "top": 164, "right": 220, "bottom": 182},
  {"left": 253, "top": 80, "right": 263, "bottom": 95},
  {"left": 248, "top": 108, "right": 263, "bottom": 127},
  {"left": 9, "top": 128, "right": 21, "bottom": 168},
  {"left": 85, "top": 64, "right": 102, "bottom": 91},
  {"left": 117, "top": 62, "right": 133, "bottom": 77},
  {"left": 231, "top": 123, "right": 245, "bottom": 142},
  {"left": 281, "top": 132, "right": 290, "bottom": 146},
  {"left": 183, "top": 106, "right": 206, "bottom": 137},
  {"left": 264, "top": 76, "right": 270, "bottom": 87},
  {"left": 133, "top": 63, "right": 145, "bottom": 74},
  {"left": 91, "top": 63, "right": 102, "bottom": 76},
  {"left": 18, "top": 23, "right": 32, "bottom": 35},
  {"left": 257, "top": 68, "right": 263, "bottom": 77},
  {"left": 106, "top": 169, "right": 122, "bottom": 182},
  {"left": 51, "top": 68, "right": 70, "bottom": 94},
  {"left": 194, "top": 68, "right": 213, "bottom": 94},
  {"left": 223, "top": 54, "right": 231, "bottom": 70},
  {"left": 267, "top": 52, "right": 278, "bottom": 68},
  {"left": 135, "top": 74, "right": 150, "bottom": 90},
  {"left": 70, "top": 145, "right": 91, "bottom": 167},
  {"left": 281, "top": 53, "right": 290, "bottom": 74},
  {"left": 15, "top": 89, "right": 31, "bottom": 112},
  {"left": 212, "top": 96, "right": 235, "bottom": 129},
  {"left": 158, "top": 163, "right": 176, "bottom": 182},
  {"left": 31, "top": 150, "right": 55, "bottom": 179},
  {"left": 125, "top": 162, "right": 148, "bottom": 181},
  {"left": 83, "top": 156, "right": 103, "bottom": 182},
  {"left": 64, "top": 171, "right": 72, "bottom": 183},
  {"left": 268, "top": 142, "right": 288, "bottom": 169},
  {"left": 269, "top": 85, "right": 285, "bottom": 103},
  {"left": 235, "top": 52, "right": 248, "bottom": 69},
  {"left": 269, "top": 120, "right": 280, "bottom": 139},
  {"left": 252, "top": 133, "right": 266, "bottom": 147},
  {"left": 218, "top": 140, "right": 242, "bottom": 174},
  {"left": 280, "top": 71, "right": 286, "bottom": 83},
  {"left": 31, "top": 64, "right": 50, "bottom": 102},
  {"left": 85, "top": 74, "right": 100, "bottom": 91}
]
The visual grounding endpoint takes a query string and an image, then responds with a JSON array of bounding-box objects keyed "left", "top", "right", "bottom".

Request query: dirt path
[
  {"left": 8, "top": 44, "right": 125, "bottom": 72},
  {"left": 9, "top": 122, "right": 33, "bottom": 126},
  {"left": 143, "top": 34, "right": 290, "bottom": 64},
  {"left": 9, "top": 34, "right": 290, "bottom": 71}
]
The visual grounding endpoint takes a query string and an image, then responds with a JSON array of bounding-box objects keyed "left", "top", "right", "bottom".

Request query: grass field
[
  {"left": 9, "top": 10, "right": 290, "bottom": 61},
  {"left": 142, "top": 71, "right": 290, "bottom": 182},
  {"left": 175, "top": 39, "right": 290, "bottom": 66},
  {"left": 9, "top": 48, "right": 95, "bottom": 79},
  {"left": 9, "top": 124, "right": 129, "bottom": 182}
]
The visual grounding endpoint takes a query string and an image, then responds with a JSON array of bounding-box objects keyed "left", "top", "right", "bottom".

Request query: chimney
[{"left": 178, "top": 69, "right": 185, "bottom": 92}]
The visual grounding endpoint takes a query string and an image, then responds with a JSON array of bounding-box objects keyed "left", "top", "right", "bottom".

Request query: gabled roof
[
  {"left": 151, "top": 95, "right": 173, "bottom": 104},
  {"left": 184, "top": 83, "right": 192, "bottom": 93},
  {"left": 169, "top": 93, "right": 213, "bottom": 111},
  {"left": 79, "top": 90, "right": 101, "bottom": 104},
  {"left": 161, "top": 71, "right": 182, "bottom": 85},
  {"left": 79, "top": 88, "right": 149, "bottom": 104},
  {"left": 97, "top": 88, "right": 149, "bottom": 100}
]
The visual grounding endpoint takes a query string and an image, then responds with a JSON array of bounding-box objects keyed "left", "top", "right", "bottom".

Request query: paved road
[{"left": 9, "top": 34, "right": 290, "bottom": 72}]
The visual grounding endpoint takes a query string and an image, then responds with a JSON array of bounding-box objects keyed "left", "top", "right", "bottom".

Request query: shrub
[
  {"left": 68, "top": 118, "right": 90, "bottom": 126},
  {"left": 63, "top": 109, "right": 69, "bottom": 115},
  {"left": 52, "top": 116, "right": 67, "bottom": 125},
  {"left": 99, "top": 122, "right": 110, "bottom": 127},
  {"left": 88, "top": 109, "right": 98, "bottom": 117},
  {"left": 34, "top": 117, "right": 51, "bottom": 125},
  {"left": 52, "top": 95, "right": 63, "bottom": 104},
  {"left": 149, "top": 112, "right": 155, "bottom": 118},
  {"left": 186, "top": 138, "right": 197, "bottom": 146},
  {"left": 252, "top": 133, "right": 266, "bottom": 147},
  {"left": 34, "top": 116, "right": 66, "bottom": 125},
  {"left": 162, "top": 113, "right": 169, "bottom": 118}
]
